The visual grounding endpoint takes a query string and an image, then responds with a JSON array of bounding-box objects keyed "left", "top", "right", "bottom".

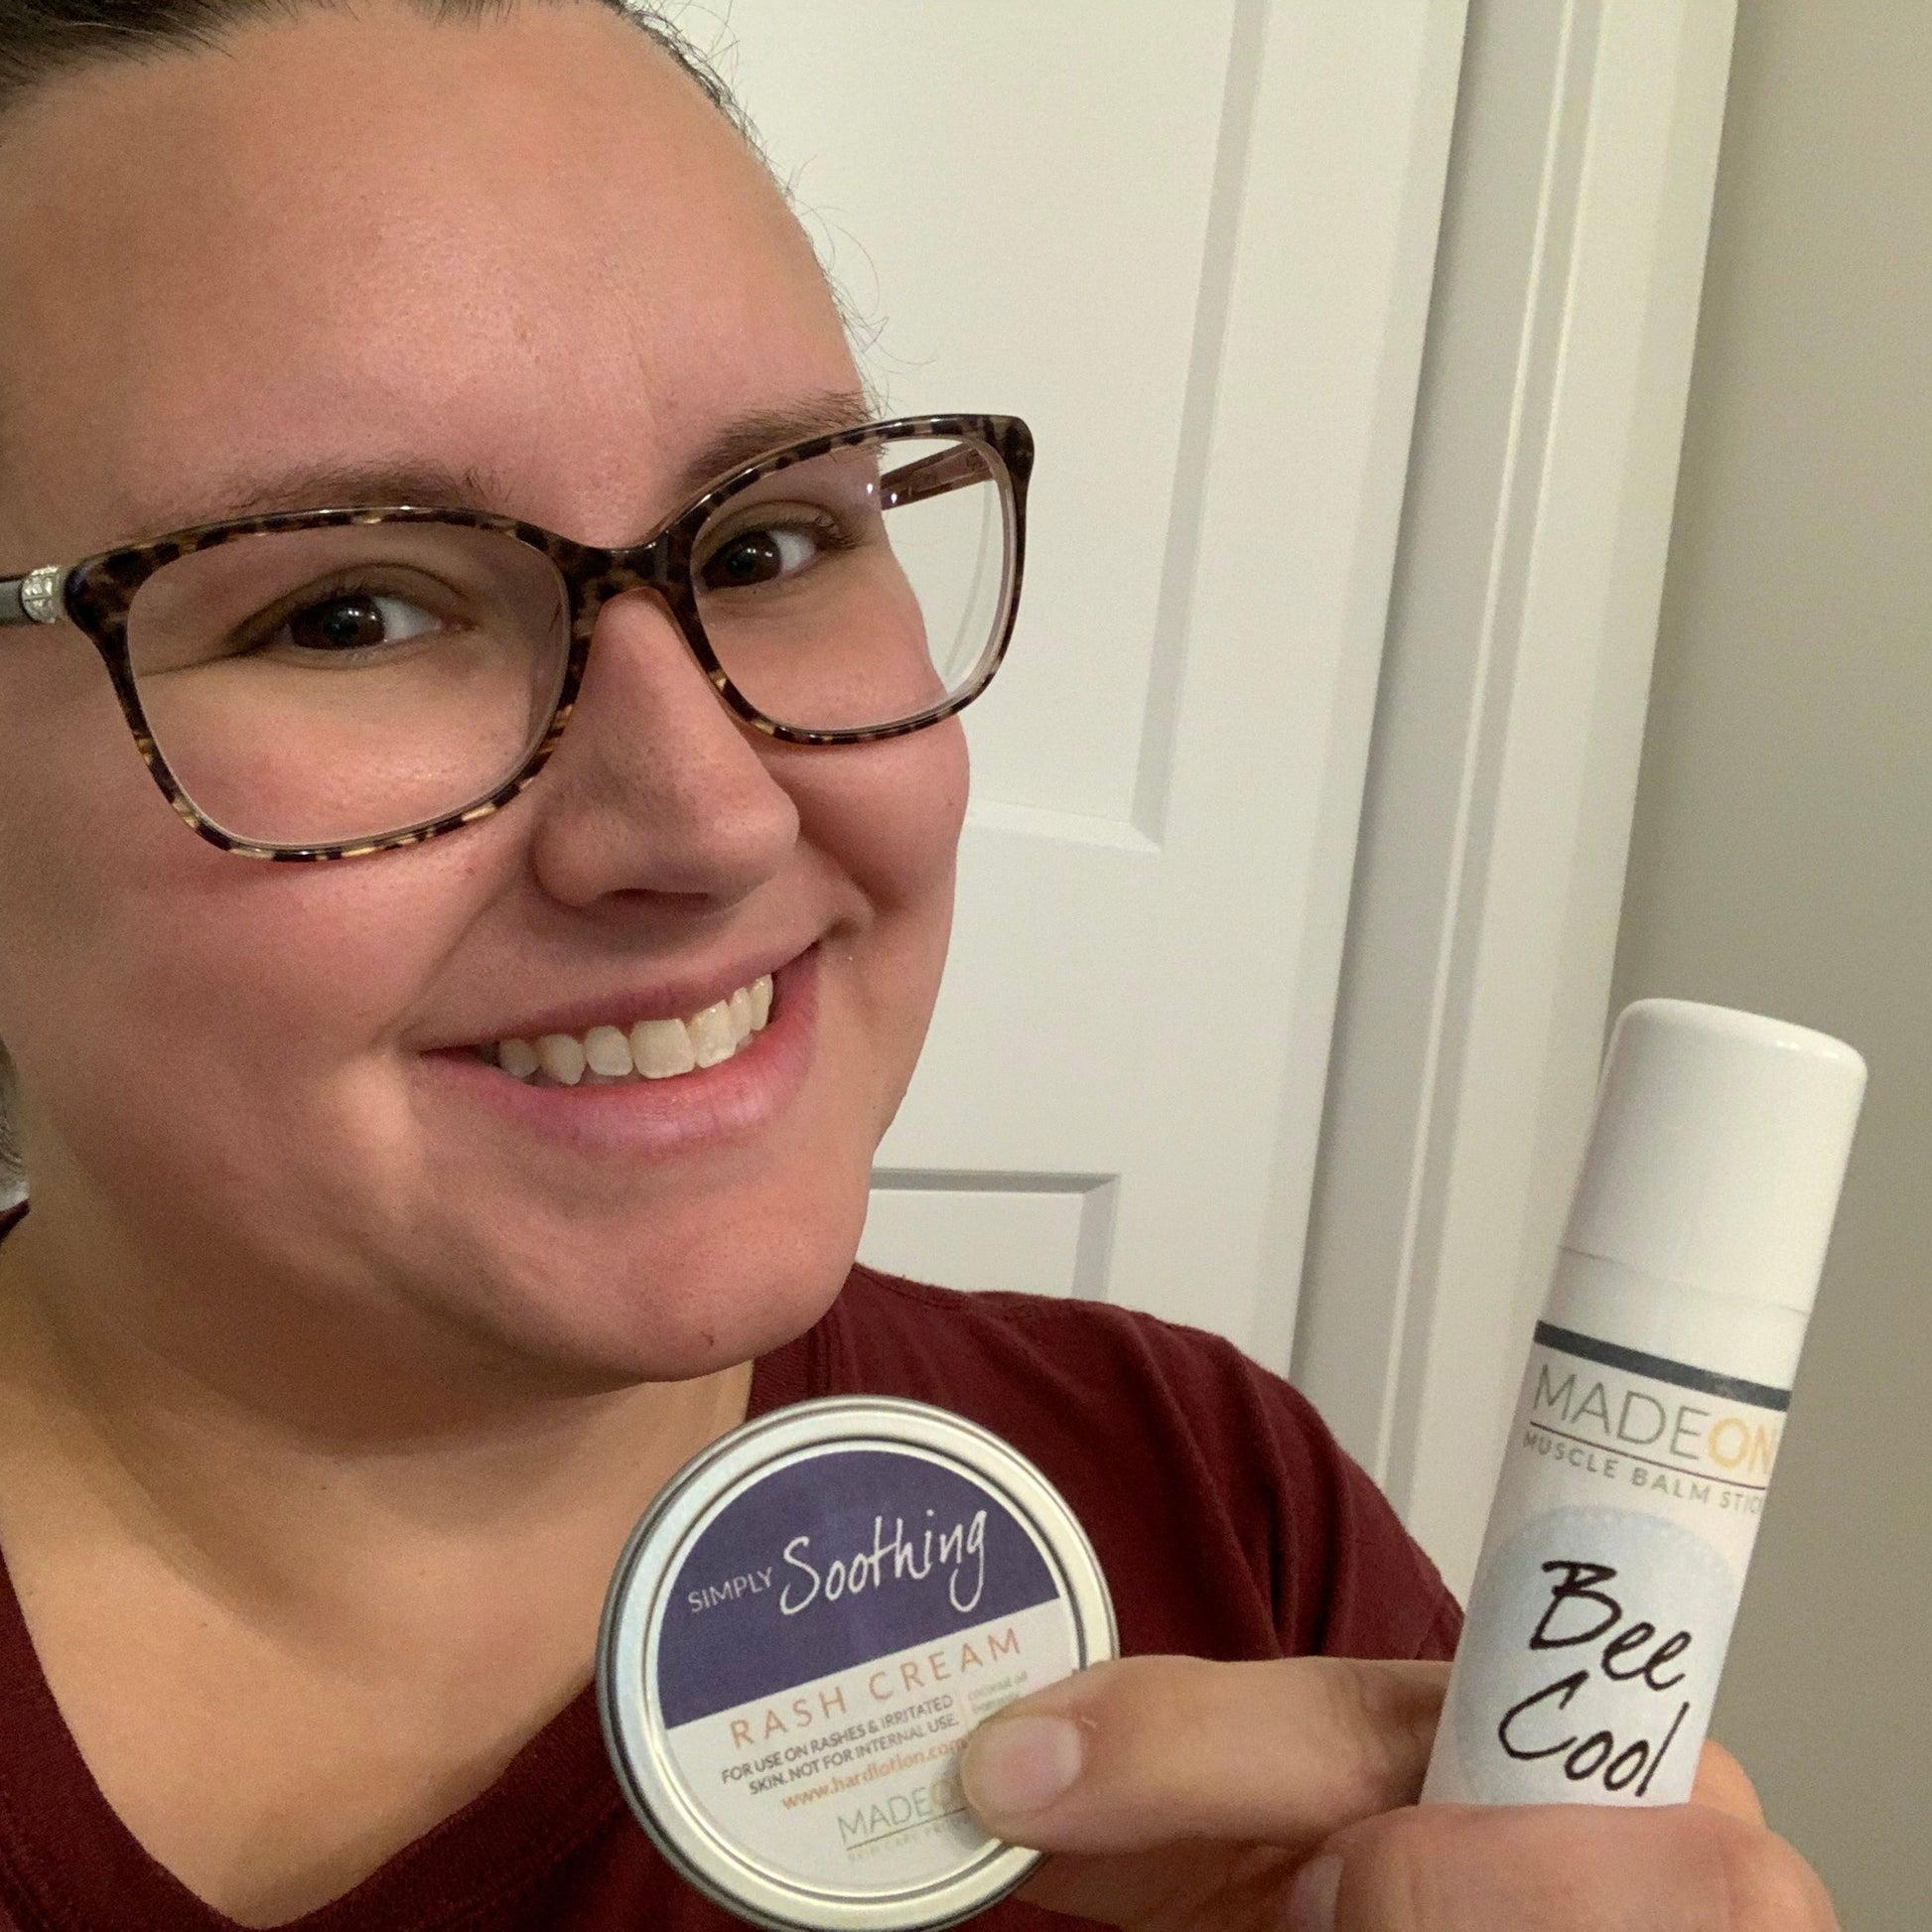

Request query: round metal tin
[{"left": 598, "top": 1395, "right": 1116, "bottom": 1931}]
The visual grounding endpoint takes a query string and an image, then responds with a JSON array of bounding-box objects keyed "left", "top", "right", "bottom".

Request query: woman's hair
[
  {"left": 0, "top": 1045, "right": 17, "bottom": 1196},
  {"left": 0, "top": 0, "right": 760, "bottom": 1195},
  {"left": 0, "top": 0, "right": 755, "bottom": 143}
]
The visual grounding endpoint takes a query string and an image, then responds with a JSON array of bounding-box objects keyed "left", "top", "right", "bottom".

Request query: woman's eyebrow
[
  {"left": 119, "top": 391, "right": 878, "bottom": 538},
  {"left": 129, "top": 456, "right": 509, "bottom": 531},
  {"left": 668, "top": 391, "right": 876, "bottom": 497}
]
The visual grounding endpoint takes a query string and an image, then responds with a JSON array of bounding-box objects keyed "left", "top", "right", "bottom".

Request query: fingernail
[
  {"left": 960, "top": 1715, "right": 1084, "bottom": 1818},
  {"left": 1287, "top": 1854, "right": 1342, "bottom": 1932}
]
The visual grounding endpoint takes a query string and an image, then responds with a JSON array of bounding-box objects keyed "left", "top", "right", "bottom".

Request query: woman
[{"left": 0, "top": 1, "right": 1835, "bottom": 1927}]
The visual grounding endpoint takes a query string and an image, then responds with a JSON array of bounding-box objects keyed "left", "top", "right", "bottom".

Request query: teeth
[
  {"left": 537, "top": 1033, "right": 587, "bottom": 1086},
  {"left": 688, "top": 1002, "right": 737, "bottom": 1068},
  {"left": 497, "top": 1037, "right": 541, "bottom": 1080},
  {"left": 630, "top": 1017, "right": 696, "bottom": 1079},
  {"left": 583, "top": 1024, "right": 632, "bottom": 1077},
  {"left": 491, "top": 972, "right": 774, "bottom": 1086}
]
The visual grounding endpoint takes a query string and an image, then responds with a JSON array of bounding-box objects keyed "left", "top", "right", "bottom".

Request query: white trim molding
[{"left": 1292, "top": 0, "right": 1737, "bottom": 1596}]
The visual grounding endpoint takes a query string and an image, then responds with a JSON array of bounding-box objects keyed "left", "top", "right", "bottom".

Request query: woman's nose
[{"left": 522, "top": 589, "right": 800, "bottom": 910}]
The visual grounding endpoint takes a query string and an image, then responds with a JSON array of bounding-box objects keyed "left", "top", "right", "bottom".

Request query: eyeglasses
[{"left": 0, "top": 413, "right": 1032, "bottom": 862}]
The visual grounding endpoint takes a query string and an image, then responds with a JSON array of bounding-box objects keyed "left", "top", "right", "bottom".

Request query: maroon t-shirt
[{"left": 0, "top": 1204, "right": 1457, "bottom": 1930}]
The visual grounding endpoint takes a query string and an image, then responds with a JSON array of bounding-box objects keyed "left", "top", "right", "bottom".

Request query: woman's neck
[
  {"left": 0, "top": 1194, "right": 759, "bottom": 1922},
  {"left": 0, "top": 1192, "right": 757, "bottom": 1637}
]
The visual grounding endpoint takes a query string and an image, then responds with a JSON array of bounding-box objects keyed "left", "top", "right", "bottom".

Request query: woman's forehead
[{"left": 0, "top": 0, "right": 856, "bottom": 552}]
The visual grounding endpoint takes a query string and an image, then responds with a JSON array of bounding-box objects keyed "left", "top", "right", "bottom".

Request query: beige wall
[{"left": 1610, "top": 3, "right": 1932, "bottom": 1921}]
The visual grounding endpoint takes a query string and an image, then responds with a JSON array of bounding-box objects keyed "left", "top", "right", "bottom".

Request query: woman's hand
[{"left": 958, "top": 1656, "right": 1837, "bottom": 1931}]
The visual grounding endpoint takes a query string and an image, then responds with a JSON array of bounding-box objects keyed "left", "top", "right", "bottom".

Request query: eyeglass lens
[{"left": 121, "top": 432, "right": 1012, "bottom": 849}]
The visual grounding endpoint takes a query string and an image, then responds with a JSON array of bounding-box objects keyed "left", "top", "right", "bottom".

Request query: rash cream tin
[{"left": 597, "top": 1395, "right": 1117, "bottom": 1930}]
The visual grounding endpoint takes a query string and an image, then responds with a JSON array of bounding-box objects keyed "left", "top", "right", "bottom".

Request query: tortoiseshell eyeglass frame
[{"left": 0, "top": 412, "right": 1033, "bottom": 863}]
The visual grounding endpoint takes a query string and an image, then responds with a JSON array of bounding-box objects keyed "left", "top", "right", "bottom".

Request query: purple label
[{"left": 655, "top": 1447, "right": 1062, "bottom": 1726}]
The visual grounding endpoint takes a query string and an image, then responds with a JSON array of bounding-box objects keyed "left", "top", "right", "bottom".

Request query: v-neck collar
[{"left": 0, "top": 1197, "right": 832, "bottom": 1930}]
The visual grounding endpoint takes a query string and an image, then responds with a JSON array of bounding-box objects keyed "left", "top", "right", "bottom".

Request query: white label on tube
[{"left": 1423, "top": 1321, "right": 1787, "bottom": 1806}]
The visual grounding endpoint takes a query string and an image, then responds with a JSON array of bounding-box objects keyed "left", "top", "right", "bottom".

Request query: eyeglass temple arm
[
  {"left": 0, "top": 565, "right": 65, "bottom": 627},
  {"left": 879, "top": 445, "right": 995, "bottom": 511}
]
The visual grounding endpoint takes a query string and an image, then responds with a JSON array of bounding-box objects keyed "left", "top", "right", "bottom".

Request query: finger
[
  {"left": 959, "top": 1653, "right": 1448, "bottom": 1855},
  {"left": 1689, "top": 1738, "right": 1767, "bottom": 1827},
  {"left": 1298, "top": 1801, "right": 1838, "bottom": 1931},
  {"left": 1027, "top": 1839, "right": 1311, "bottom": 1932}
]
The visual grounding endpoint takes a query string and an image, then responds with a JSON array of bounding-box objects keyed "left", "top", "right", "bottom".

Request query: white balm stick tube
[{"left": 1422, "top": 999, "right": 1865, "bottom": 1807}]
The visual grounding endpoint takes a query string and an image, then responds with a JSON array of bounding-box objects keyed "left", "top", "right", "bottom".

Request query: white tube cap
[{"left": 1562, "top": 1000, "right": 1866, "bottom": 1315}]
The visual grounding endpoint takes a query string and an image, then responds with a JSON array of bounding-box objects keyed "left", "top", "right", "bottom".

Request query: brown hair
[
  {"left": 0, "top": 1044, "right": 16, "bottom": 1195},
  {"left": 0, "top": 0, "right": 757, "bottom": 144}
]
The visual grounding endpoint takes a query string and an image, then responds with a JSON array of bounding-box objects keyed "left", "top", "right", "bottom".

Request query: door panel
[
  {"left": 860, "top": 1173, "right": 1117, "bottom": 1302},
  {"left": 701, "top": 0, "right": 1466, "bottom": 1359},
  {"left": 715, "top": 3, "right": 1242, "bottom": 824}
]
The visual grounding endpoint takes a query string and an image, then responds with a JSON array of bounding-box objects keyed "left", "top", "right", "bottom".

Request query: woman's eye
[
  {"left": 699, "top": 522, "right": 829, "bottom": 593},
  {"left": 270, "top": 591, "right": 441, "bottom": 657}
]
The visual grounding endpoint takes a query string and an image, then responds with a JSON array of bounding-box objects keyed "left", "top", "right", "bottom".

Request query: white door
[{"left": 702, "top": 1, "right": 1466, "bottom": 1364}]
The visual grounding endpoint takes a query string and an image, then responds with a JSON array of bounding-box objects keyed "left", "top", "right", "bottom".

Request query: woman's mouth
[
  {"left": 425, "top": 951, "right": 817, "bottom": 1161},
  {"left": 479, "top": 973, "right": 776, "bottom": 1087}
]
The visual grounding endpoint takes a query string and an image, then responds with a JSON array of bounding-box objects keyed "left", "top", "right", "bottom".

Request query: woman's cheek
[
  {"left": 39, "top": 824, "right": 474, "bottom": 1195},
  {"left": 789, "top": 718, "right": 969, "bottom": 914},
  {"left": 0, "top": 673, "right": 228, "bottom": 1164},
  {"left": 791, "top": 722, "right": 968, "bottom": 1140}
]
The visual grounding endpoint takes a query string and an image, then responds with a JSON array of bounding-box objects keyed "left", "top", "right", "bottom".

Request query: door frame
[{"left": 1291, "top": 0, "right": 1738, "bottom": 1595}]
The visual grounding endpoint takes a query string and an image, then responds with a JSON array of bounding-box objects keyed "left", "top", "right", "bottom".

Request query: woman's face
[{"left": 0, "top": 1, "right": 968, "bottom": 1392}]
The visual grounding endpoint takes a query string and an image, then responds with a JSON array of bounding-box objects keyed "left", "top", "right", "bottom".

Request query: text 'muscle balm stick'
[
  {"left": 598, "top": 1396, "right": 1115, "bottom": 1930},
  {"left": 1423, "top": 999, "right": 1865, "bottom": 1807}
]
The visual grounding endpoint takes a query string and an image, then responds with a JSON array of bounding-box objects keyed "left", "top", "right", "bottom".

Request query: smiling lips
[{"left": 483, "top": 973, "right": 776, "bottom": 1088}]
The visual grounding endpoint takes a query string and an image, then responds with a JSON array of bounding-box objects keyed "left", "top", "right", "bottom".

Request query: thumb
[
  {"left": 1690, "top": 1738, "right": 1767, "bottom": 1826},
  {"left": 959, "top": 1653, "right": 1448, "bottom": 1855}
]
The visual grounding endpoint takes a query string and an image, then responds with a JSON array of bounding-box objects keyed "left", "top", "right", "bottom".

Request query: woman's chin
[{"left": 427, "top": 1229, "right": 859, "bottom": 1392}]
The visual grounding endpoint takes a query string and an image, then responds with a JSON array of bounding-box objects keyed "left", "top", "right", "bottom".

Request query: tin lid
[{"left": 597, "top": 1396, "right": 1117, "bottom": 1932}]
